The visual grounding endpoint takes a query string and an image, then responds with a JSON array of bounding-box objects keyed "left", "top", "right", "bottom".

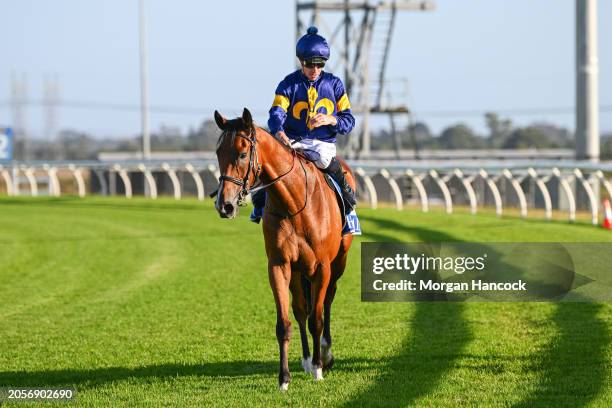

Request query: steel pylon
[{"left": 296, "top": 0, "right": 435, "bottom": 158}]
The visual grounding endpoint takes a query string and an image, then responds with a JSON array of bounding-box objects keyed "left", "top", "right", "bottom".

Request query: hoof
[
  {"left": 302, "top": 356, "right": 312, "bottom": 374},
  {"left": 313, "top": 366, "right": 324, "bottom": 381},
  {"left": 323, "top": 355, "right": 335, "bottom": 371},
  {"left": 279, "top": 382, "right": 289, "bottom": 392}
]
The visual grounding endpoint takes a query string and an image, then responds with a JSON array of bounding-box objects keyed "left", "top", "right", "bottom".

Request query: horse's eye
[{"left": 239, "top": 152, "right": 248, "bottom": 159}]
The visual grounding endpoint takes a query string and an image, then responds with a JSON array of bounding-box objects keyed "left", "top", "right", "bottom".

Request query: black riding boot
[
  {"left": 325, "top": 157, "right": 356, "bottom": 214},
  {"left": 249, "top": 189, "right": 266, "bottom": 224}
]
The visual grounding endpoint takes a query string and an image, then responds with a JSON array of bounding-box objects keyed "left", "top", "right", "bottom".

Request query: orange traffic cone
[{"left": 603, "top": 199, "right": 612, "bottom": 230}]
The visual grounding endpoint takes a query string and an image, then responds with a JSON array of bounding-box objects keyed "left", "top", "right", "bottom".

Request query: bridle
[{"left": 217, "top": 127, "right": 299, "bottom": 207}]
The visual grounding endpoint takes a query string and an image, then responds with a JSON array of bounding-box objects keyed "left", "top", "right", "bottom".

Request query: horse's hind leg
[
  {"left": 269, "top": 261, "right": 292, "bottom": 391},
  {"left": 290, "top": 272, "right": 311, "bottom": 373},
  {"left": 322, "top": 282, "right": 337, "bottom": 370}
]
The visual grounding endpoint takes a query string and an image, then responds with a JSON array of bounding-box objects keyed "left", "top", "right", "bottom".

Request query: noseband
[
  {"left": 218, "top": 127, "right": 297, "bottom": 206},
  {"left": 218, "top": 128, "right": 262, "bottom": 205}
]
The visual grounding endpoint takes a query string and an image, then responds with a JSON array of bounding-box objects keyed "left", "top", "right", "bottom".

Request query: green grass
[{"left": 0, "top": 196, "right": 610, "bottom": 407}]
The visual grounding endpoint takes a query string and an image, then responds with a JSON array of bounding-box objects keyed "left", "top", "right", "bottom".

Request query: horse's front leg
[
  {"left": 268, "top": 261, "right": 292, "bottom": 391},
  {"left": 308, "top": 262, "right": 331, "bottom": 380},
  {"left": 290, "top": 271, "right": 311, "bottom": 373}
]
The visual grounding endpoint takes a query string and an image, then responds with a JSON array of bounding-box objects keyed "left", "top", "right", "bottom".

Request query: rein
[{"left": 217, "top": 127, "right": 301, "bottom": 208}]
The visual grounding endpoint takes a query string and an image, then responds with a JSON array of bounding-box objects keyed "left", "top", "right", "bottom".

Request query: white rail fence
[{"left": 0, "top": 160, "right": 611, "bottom": 225}]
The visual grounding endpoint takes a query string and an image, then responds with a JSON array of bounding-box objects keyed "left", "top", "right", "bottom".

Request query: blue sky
[{"left": 1, "top": 0, "right": 610, "bottom": 139}]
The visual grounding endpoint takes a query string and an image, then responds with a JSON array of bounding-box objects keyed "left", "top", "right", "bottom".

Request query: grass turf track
[{"left": 0, "top": 196, "right": 610, "bottom": 407}]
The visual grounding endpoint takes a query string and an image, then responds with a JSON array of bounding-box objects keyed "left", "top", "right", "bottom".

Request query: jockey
[{"left": 250, "top": 26, "right": 357, "bottom": 223}]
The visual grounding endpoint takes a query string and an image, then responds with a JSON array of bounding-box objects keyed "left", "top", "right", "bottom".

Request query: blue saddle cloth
[{"left": 325, "top": 175, "right": 362, "bottom": 236}]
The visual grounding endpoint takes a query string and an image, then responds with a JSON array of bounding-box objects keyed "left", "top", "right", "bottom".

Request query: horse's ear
[
  {"left": 214, "top": 110, "right": 227, "bottom": 130},
  {"left": 242, "top": 108, "right": 253, "bottom": 127}
]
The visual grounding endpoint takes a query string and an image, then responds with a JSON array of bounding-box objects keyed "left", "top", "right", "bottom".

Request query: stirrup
[
  {"left": 342, "top": 188, "right": 356, "bottom": 215},
  {"left": 343, "top": 198, "right": 355, "bottom": 215},
  {"left": 250, "top": 206, "right": 263, "bottom": 224}
]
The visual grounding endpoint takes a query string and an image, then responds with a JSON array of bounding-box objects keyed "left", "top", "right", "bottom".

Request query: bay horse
[{"left": 213, "top": 108, "right": 355, "bottom": 391}]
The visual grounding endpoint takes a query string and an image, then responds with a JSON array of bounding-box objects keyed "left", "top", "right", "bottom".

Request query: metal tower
[
  {"left": 44, "top": 75, "right": 61, "bottom": 159},
  {"left": 10, "top": 72, "right": 28, "bottom": 160},
  {"left": 296, "top": 0, "right": 435, "bottom": 158}
]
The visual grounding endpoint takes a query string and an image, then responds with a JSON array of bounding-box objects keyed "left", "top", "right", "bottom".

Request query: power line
[
  {"left": 417, "top": 106, "right": 612, "bottom": 118},
  {"left": 1, "top": 99, "right": 611, "bottom": 118},
  {"left": 0, "top": 99, "right": 270, "bottom": 116}
]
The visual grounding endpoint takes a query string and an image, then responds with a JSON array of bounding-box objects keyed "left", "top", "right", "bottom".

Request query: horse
[{"left": 213, "top": 108, "right": 355, "bottom": 390}]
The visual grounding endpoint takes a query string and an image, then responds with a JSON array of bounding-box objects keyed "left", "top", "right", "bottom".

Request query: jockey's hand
[
  {"left": 275, "top": 131, "right": 291, "bottom": 146},
  {"left": 309, "top": 113, "right": 337, "bottom": 129}
]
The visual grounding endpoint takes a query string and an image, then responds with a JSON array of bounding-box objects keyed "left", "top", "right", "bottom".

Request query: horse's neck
[{"left": 258, "top": 130, "right": 312, "bottom": 214}]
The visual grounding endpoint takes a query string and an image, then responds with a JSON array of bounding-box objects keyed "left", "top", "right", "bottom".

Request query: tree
[
  {"left": 437, "top": 124, "right": 486, "bottom": 149},
  {"left": 370, "top": 129, "right": 394, "bottom": 151},
  {"left": 406, "top": 121, "right": 433, "bottom": 148},
  {"left": 58, "top": 129, "right": 98, "bottom": 160},
  {"left": 484, "top": 112, "right": 512, "bottom": 148},
  {"left": 187, "top": 119, "right": 220, "bottom": 151},
  {"left": 528, "top": 122, "right": 573, "bottom": 148},
  {"left": 150, "top": 125, "right": 184, "bottom": 151},
  {"left": 601, "top": 133, "right": 612, "bottom": 160},
  {"left": 502, "top": 126, "right": 553, "bottom": 149}
]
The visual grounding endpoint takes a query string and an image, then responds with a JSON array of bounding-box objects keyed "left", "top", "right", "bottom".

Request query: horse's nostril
[{"left": 223, "top": 202, "right": 234, "bottom": 214}]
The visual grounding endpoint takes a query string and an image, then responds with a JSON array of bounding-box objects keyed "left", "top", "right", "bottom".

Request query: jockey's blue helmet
[{"left": 296, "top": 26, "right": 330, "bottom": 64}]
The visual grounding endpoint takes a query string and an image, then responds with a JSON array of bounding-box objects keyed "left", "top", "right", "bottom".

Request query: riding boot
[
  {"left": 249, "top": 190, "right": 266, "bottom": 224},
  {"left": 325, "top": 157, "right": 356, "bottom": 214}
]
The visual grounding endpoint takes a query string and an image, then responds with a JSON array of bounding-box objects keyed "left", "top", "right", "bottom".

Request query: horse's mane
[{"left": 216, "top": 119, "right": 292, "bottom": 152}]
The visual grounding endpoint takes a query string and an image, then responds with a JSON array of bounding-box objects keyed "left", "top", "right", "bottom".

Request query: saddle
[{"left": 294, "top": 148, "right": 361, "bottom": 235}]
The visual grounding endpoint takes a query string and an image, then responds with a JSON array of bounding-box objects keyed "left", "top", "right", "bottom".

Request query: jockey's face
[{"left": 301, "top": 62, "right": 323, "bottom": 81}]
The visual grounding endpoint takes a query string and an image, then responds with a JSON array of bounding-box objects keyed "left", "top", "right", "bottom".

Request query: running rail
[
  {"left": 138, "top": 163, "right": 157, "bottom": 199},
  {"left": 0, "top": 165, "right": 14, "bottom": 196},
  {"left": 502, "top": 169, "right": 527, "bottom": 218},
  {"left": 478, "top": 169, "right": 502, "bottom": 217},
  {"left": 162, "top": 163, "right": 181, "bottom": 200},
  {"left": 355, "top": 167, "right": 378, "bottom": 209},
  {"left": 113, "top": 164, "right": 133, "bottom": 199},
  {"left": 379, "top": 168, "right": 403, "bottom": 210},
  {"left": 0, "top": 161, "right": 610, "bottom": 225},
  {"left": 429, "top": 169, "right": 452, "bottom": 214},
  {"left": 527, "top": 168, "right": 553, "bottom": 220},
  {"left": 405, "top": 169, "right": 428, "bottom": 212}
]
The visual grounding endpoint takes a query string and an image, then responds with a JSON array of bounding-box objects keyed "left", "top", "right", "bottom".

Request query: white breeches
[{"left": 292, "top": 138, "right": 336, "bottom": 169}]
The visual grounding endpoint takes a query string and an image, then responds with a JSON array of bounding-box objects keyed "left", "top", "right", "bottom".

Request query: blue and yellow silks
[{"left": 268, "top": 70, "right": 355, "bottom": 143}]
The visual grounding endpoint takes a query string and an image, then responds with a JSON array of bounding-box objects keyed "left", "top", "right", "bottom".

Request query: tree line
[
  {"left": 10, "top": 112, "right": 612, "bottom": 160},
  {"left": 369, "top": 113, "right": 575, "bottom": 151}
]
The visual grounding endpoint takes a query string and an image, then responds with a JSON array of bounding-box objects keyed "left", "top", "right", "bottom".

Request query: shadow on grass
[
  {"left": 351, "top": 214, "right": 610, "bottom": 407},
  {"left": 0, "top": 356, "right": 395, "bottom": 389},
  {"left": 0, "top": 361, "right": 276, "bottom": 388},
  {"left": 344, "top": 302, "right": 470, "bottom": 408},
  {"left": 512, "top": 302, "right": 610, "bottom": 408},
  {"left": 345, "top": 214, "right": 471, "bottom": 407}
]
